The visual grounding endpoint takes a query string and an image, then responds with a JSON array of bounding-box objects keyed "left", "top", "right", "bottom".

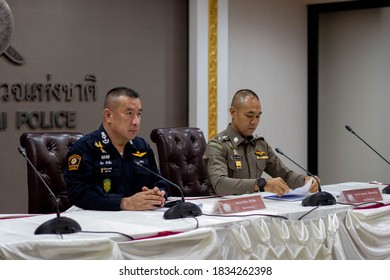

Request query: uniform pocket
[
  {"left": 255, "top": 159, "right": 267, "bottom": 177},
  {"left": 227, "top": 157, "right": 247, "bottom": 178}
]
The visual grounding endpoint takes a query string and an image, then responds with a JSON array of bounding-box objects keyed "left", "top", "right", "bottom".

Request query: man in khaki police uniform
[{"left": 204, "top": 89, "right": 319, "bottom": 196}]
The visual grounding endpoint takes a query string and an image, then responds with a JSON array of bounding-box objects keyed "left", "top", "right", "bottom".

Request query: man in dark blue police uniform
[{"left": 64, "top": 87, "right": 167, "bottom": 211}]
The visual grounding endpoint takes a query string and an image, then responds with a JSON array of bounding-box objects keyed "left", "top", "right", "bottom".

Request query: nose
[
  {"left": 250, "top": 117, "right": 259, "bottom": 125},
  {"left": 131, "top": 115, "right": 141, "bottom": 126}
]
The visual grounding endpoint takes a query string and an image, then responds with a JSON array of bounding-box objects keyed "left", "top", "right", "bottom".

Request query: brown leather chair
[
  {"left": 150, "top": 127, "right": 210, "bottom": 197},
  {"left": 20, "top": 132, "right": 83, "bottom": 214}
]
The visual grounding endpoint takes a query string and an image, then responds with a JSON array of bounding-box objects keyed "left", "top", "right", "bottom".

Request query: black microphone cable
[
  {"left": 296, "top": 200, "right": 388, "bottom": 221},
  {"left": 297, "top": 206, "right": 320, "bottom": 220},
  {"left": 69, "top": 228, "right": 134, "bottom": 240}
]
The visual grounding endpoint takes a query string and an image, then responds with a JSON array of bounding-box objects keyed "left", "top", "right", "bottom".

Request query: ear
[
  {"left": 229, "top": 106, "right": 236, "bottom": 118},
  {"left": 103, "top": 108, "right": 112, "bottom": 123}
]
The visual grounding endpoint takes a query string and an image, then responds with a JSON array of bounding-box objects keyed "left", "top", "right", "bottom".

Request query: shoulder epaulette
[
  {"left": 253, "top": 134, "right": 264, "bottom": 140},
  {"left": 131, "top": 137, "right": 148, "bottom": 150},
  {"left": 208, "top": 141, "right": 224, "bottom": 151},
  {"left": 215, "top": 135, "right": 230, "bottom": 142}
]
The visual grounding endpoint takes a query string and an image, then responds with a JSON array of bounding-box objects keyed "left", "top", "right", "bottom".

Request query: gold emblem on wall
[
  {"left": 0, "top": 0, "right": 26, "bottom": 64},
  {"left": 208, "top": 0, "right": 218, "bottom": 140}
]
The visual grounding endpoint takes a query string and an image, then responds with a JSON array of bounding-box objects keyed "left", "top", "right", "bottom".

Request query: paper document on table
[{"left": 264, "top": 178, "right": 312, "bottom": 201}]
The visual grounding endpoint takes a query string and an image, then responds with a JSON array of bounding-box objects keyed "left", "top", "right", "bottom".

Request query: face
[
  {"left": 230, "top": 96, "right": 262, "bottom": 137},
  {"left": 104, "top": 95, "right": 142, "bottom": 143}
]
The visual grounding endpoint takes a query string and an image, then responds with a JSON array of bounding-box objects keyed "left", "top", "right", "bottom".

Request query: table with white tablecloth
[{"left": 1, "top": 182, "right": 389, "bottom": 260}]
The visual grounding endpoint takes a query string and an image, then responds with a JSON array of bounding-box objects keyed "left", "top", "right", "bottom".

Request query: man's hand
[
  {"left": 263, "top": 177, "right": 290, "bottom": 196},
  {"left": 305, "top": 176, "right": 320, "bottom": 193},
  {"left": 120, "top": 186, "right": 166, "bottom": 210}
]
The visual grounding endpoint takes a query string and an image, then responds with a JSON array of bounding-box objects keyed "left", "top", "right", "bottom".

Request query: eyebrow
[
  {"left": 125, "top": 107, "right": 142, "bottom": 112},
  {"left": 245, "top": 110, "right": 262, "bottom": 115}
]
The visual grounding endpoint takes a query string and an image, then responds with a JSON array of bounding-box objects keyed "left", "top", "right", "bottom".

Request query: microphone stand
[
  {"left": 133, "top": 161, "right": 184, "bottom": 207},
  {"left": 275, "top": 148, "right": 321, "bottom": 191},
  {"left": 134, "top": 161, "right": 202, "bottom": 219},
  {"left": 275, "top": 147, "right": 336, "bottom": 207},
  {"left": 18, "top": 146, "right": 81, "bottom": 234},
  {"left": 345, "top": 125, "right": 390, "bottom": 165},
  {"left": 345, "top": 125, "right": 390, "bottom": 194}
]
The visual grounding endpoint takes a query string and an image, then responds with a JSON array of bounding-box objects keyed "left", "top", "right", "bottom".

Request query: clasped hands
[{"left": 120, "top": 186, "right": 166, "bottom": 210}]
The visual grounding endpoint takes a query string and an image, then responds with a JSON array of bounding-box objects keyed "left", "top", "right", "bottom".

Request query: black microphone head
[
  {"left": 275, "top": 148, "right": 283, "bottom": 155},
  {"left": 163, "top": 202, "right": 202, "bottom": 219},
  {"left": 302, "top": 191, "right": 336, "bottom": 207},
  {"left": 345, "top": 125, "right": 353, "bottom": 132}
]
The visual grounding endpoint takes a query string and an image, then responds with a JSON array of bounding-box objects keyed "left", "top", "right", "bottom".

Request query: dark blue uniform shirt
[{"left": 63, "top": 125, "right": 168, "bottom": 211}]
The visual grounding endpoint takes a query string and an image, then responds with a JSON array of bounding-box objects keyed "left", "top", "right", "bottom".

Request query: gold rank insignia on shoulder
[
  {"left": 103, "top": 179, "right": 111, "bottom": 193},
  {"left": 132, "top": 151, "right": 147, "bottom": 157},
  {"left": 255, "top": 150, "right": 268, "bottom": 159},
  {"left": 68, "top": 154, "right": 81, "bottom": 171}
]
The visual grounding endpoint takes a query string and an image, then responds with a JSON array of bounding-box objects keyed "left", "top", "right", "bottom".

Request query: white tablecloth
[{"left": 1, "top": 182, "right": 389, "bottom": 259}]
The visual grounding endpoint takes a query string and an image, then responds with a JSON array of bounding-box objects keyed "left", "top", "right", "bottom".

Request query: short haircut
[
  {"left": 231, "top": 89, "right": 259, "bottom": 107},
  {"left": 104, "top": 87, "right": 140, "bottom": 109}
]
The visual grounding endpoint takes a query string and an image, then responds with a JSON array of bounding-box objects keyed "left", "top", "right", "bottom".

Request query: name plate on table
[
  {"left": 339, "top": 187, "right": 383, "bottom": 204},
  {"left": 212, "top": 195, "right": 266, "bottom": 214}
]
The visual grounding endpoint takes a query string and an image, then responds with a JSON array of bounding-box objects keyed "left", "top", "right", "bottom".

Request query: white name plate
[
  {"left": 339, "top": 187, "right": 383, "bottom": 204},
  {"left": 212, "top": 195, "right": 266, "bottom": 214}
]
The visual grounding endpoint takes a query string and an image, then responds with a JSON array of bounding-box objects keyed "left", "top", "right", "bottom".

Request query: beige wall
[
  {"left": 0, "top": 0, "right": 361, "bottom": 213},
  {"left": 0, "top": 0, "right": 188, "bottom": 213},
  {"left": 228, "top": 0, "right": 308, "bottom": 175},
  {"left": 318, "top": 7, "right": 390, "bottom": 184}
]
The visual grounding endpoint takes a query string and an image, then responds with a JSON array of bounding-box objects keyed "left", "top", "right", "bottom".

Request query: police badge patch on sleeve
[{"left": 68, "top": 154, "right": 82, "bottom": 171}]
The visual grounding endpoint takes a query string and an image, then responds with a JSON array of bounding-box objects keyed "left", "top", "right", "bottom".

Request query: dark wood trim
[{"left": 307, "top": 0, "right": 390, "bottom": 174}]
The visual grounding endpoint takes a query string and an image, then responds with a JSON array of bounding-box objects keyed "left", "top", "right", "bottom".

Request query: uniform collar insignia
[{"left": 100, "top": 131, "right": 110, "bottom": 144}]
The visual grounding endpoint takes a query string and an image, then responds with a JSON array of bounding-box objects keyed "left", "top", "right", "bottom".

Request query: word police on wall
[{"left": 0, "top": 74, "right": 96, "bottom": 130}]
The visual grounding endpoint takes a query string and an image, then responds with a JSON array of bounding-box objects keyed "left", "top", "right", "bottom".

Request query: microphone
[
  {"left": 133, "top": 160, "right": 183, "bottom": 207},
  {"left": 275, "top": 148, "right": 321, "bottom": 191},
  {"left": 345, "top": 125, "right": 390, "bottom": 194},
  {"left": 275, "top": 147, "right": 336, "bottom": 206},
  {"left": 345, "top": 125, "right": 390, "bottom": 166},
  {"left": 18, "top": 146, "right": 82, "bottom": 234},
  {"left": 133, "top": 160, "right": 202, "bottom": 219}
]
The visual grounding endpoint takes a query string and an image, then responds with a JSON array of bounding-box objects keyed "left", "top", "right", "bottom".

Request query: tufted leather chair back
[
  {"left": 150, "top": 127, "right": 210, "bottom": 197},
  {"left": 20, "top": 132, "right": 83, "bottom": 214}
]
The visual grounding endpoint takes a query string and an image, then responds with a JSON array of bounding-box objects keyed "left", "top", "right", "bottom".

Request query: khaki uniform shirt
[{"left": 204, "top": 125, "right": 305, "bottom": 195}]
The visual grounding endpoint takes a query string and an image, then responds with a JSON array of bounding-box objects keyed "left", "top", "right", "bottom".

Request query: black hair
[
  {"left": 104, "top": 87, "right": 140, "bottom": 109},
  {"left": 231, "top": 89, "right": 259, "bottom": 106}
]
